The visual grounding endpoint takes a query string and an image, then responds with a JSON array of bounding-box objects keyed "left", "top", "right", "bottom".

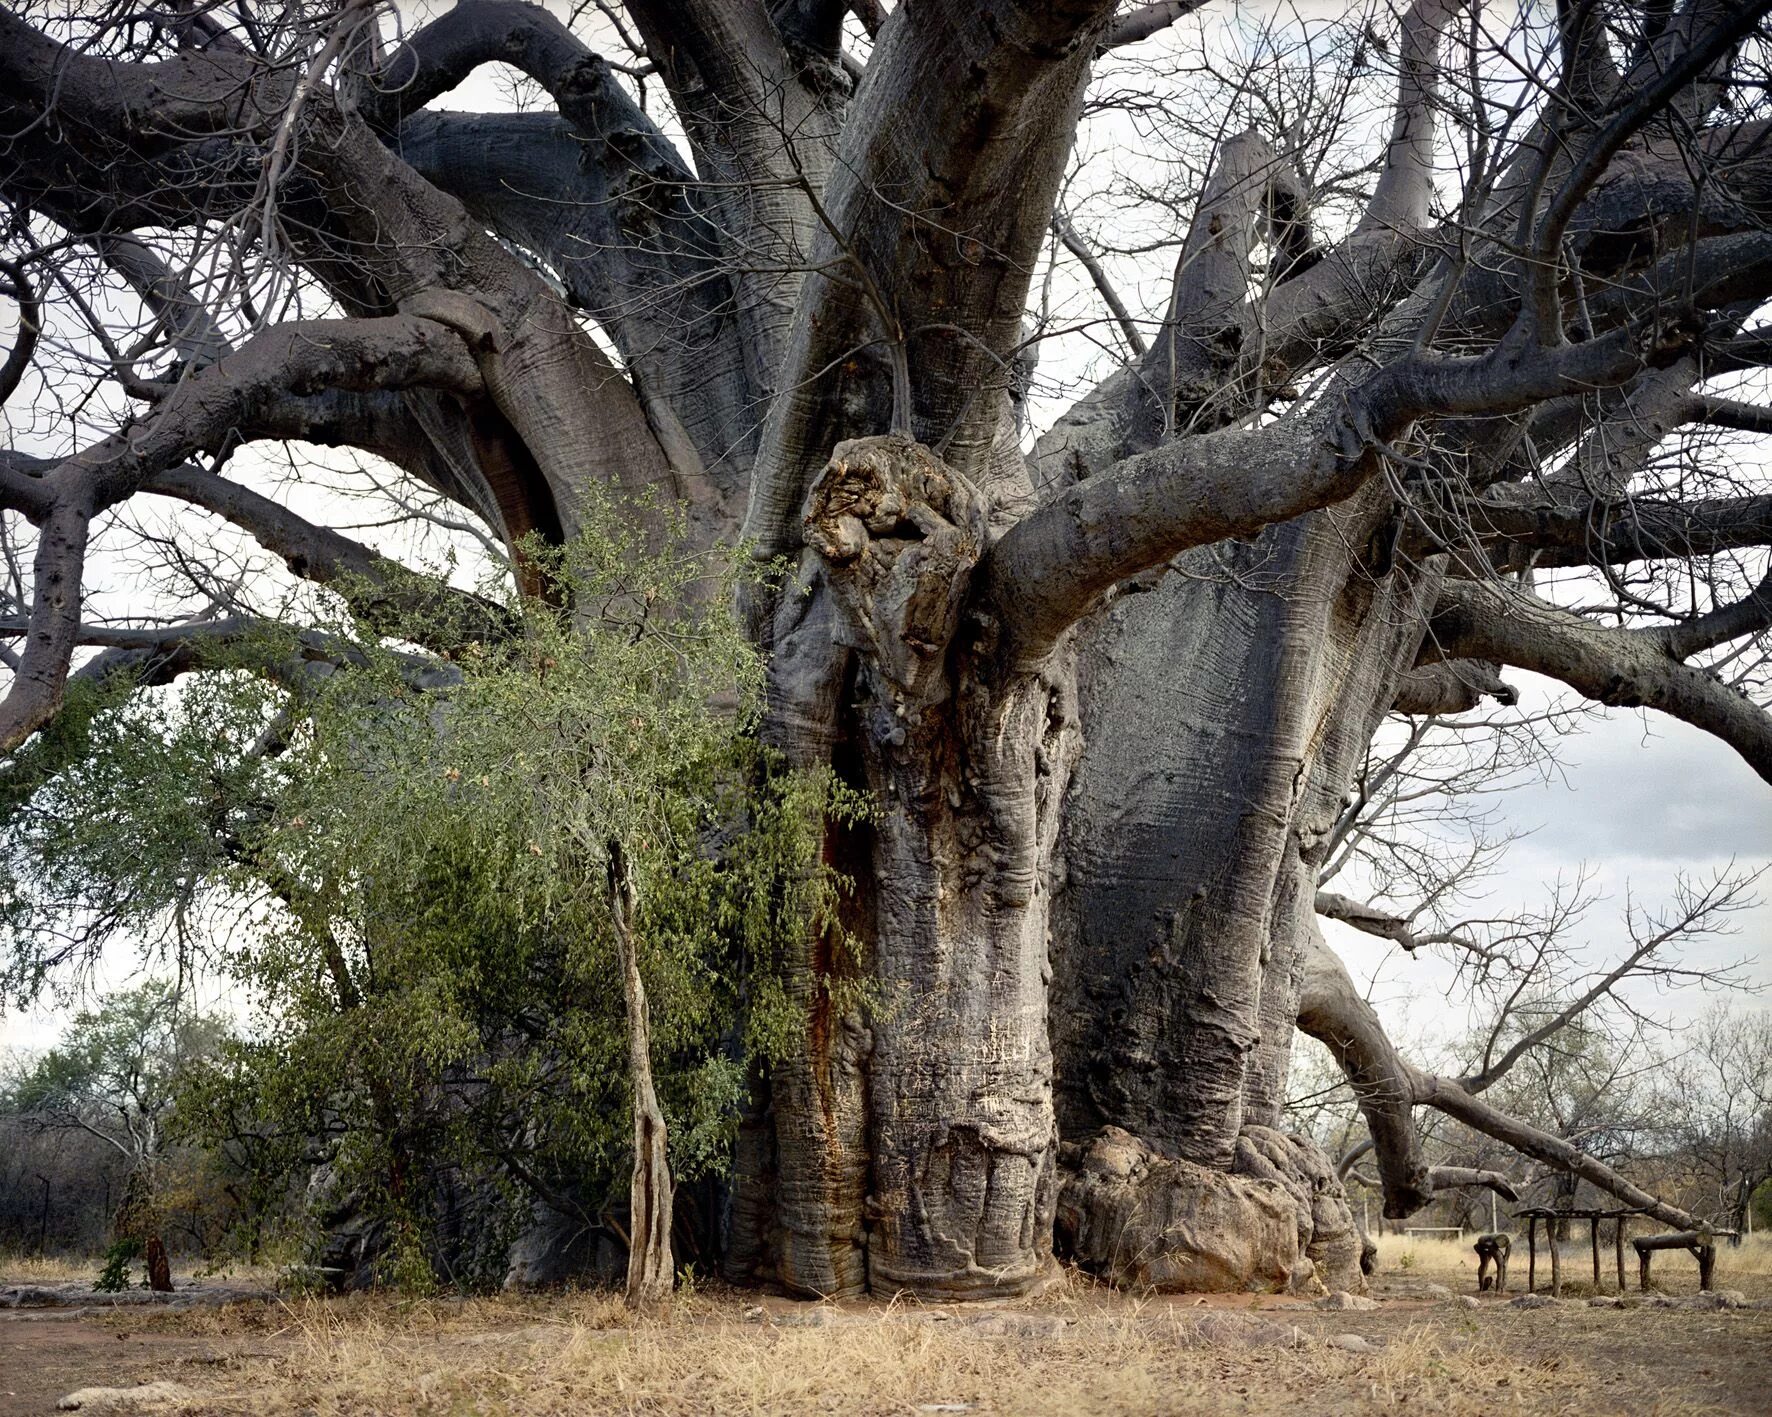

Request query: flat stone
[
  {"left": 57, "top": 1383, "right": 194, "bottom": 1412},
  {"left": 1672, "top": 1291, "right": 1747, "bottom": 1311},
  {"left": 968, "top": 1314, "right": 1069, "bottom": 1339},
  {"left": 1508, "top": 1292, "right": 1563, "bottom": 1309},
  {"left": 1452, "top": 1295, "right": 1480, "bottom": 1310},
  {"left": 1325, "top": 1333, "right": 1379, "bottom": 1353},
  {"left": 1190, "top": 1315, "right": 1302, "bottom": 1349},
  {"left": 1587, "top": 1296, "right": 1626, "bottom": 1309},
  {"left": 1315, "top": 1290, "right": 1380, "bottom": 1311},
  {"left": 0, "top": 1285, "right": 63, "bottom": 1308},
  {"left": 775, "top": 1307, "right": 837, "bottom": 1327}
]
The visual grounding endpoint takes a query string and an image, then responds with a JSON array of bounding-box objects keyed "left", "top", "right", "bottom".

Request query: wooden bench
[
  {"left": 1516, "top": 1206, "right": 1637, "bottom": 1296},
  {"left": 1632, "top": 1230, "right": 1739, "bottom": 1293}
]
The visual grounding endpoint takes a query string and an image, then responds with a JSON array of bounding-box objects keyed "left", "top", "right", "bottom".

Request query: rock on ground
[
  {"left": 1189, "top": 1315, "right": 1306, "bottom": 1349},
  {"left": 57, "top": 1382, "right": 194, "bottom": 1412},
  {"left": 1315, "top": 1290, "right": 1380, "bottom": 1311}
]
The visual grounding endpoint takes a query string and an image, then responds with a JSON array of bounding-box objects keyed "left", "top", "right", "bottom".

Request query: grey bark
[{"left": 4, "top": 0, "right": 1771, "bottom": 1304}]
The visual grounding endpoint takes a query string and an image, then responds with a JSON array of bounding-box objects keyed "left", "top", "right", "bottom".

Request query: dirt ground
[{"left": 2, "top": 1236, "right": 1769, "bottom": 1415}]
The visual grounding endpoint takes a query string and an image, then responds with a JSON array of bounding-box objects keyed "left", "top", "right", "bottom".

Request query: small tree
[
  {"left": 3, "top": 499, "right": 850, "bottom": 1298},
  {"left": 4, "top": 981, "right": 223, "bottom": 1287}
]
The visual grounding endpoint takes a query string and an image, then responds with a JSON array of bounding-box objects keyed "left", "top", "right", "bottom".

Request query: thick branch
[
  {"left": 743, "top": 0, "right": 1121, "bottom": 574},
  {"left": 1298, "top": 930, "right": 1433, "bottom": 1217},
  {"left": 143, "top": 464, "right": 515, "bottom": 648},
  {"left": 1101, "top": 2, "right": 1208, "bottom": 51},
  {"left": 1428, "top": 577, "right": 1772, "bottom": 784},
  {"left": 1415, "top": 1072, "right": 1697, "bottom": 1229},
  {"left": 1298, "top": 934, "right": 1696, "bottom": 1227},
  {"left": 988, "top": 322, "right": 1686, "bottom": 663},
  {"left": 1391, "top": 660, "right": 1517, "bottom": 714},
  {"left": 49, "top": 316, "right": 483, "bottom": 508},
  {"left": 1361, "top": 0, "right": 1466, "bottom": 235},
  {"left": 1315, "top": 890, "right": 1495, "bottom": 961},
  {"left": 1427, "top": 1165, "right": 1519, "bottom": 1202}
]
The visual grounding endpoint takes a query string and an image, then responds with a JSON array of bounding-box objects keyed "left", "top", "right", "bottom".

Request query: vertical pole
[
  {"left": 1591, "top": 1217, "right": 1601, "bottom": 1288},
  {"left": 1614, "top": 1218, "right": 1626, "bottom": 1293},
  {"left": 1549, "top": 1221, "right": 1561, "bottom": 1297},
  {"left": 1528, "top": 1216, "right": 1537, "bottom": 1293},
  {"left": 1490, "top": 1191, "right": 1498, "bottom": 1235}
]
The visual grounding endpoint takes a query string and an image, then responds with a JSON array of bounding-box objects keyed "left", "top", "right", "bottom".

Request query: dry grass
[
  {"left": 0, "top": 1251, "right": 98, "bottom": 1283},
  {"left": 155, "top": 1298, "right": 1572, "bottom": 1416},
  {"left": 0, "top": 1250, "right": 282, "bottom": 1289},
  {"left": 10, "top": 1242, "right": 1771, "bottom": 1413},
  {"left": 76, "top": 1280, "right": 1763, "bottom": 1417}
]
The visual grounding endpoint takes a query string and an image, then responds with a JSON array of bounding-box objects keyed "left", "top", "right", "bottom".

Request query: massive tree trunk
[
  {"left": 5, "top": 0, "right": 1772, "bottom": 1304},
  {"left": 741, "top": 436, "right": 1072, "bottom": 1298},
  {"left": 1046, "top": 487, "right": 1433, "bottom": 1293}
]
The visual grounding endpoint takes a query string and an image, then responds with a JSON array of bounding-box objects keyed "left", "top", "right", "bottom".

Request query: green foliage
[
  {"left": 0, "top": 491, "right": 859, "bottom": 1289},
  {"left": 4, "top": 981, "right": 225, "bottom": 1159},
  {"left": 94, "top": 1236, "right": 143, "bottom": 1292}
]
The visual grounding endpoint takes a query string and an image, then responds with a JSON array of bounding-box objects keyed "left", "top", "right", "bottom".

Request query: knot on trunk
[
  {"left": 1055, "top": 1125, "right": 1362, "bottom": 1296},
  {"left": 802, "top": 435, "right": 984, "bottom": 706}
]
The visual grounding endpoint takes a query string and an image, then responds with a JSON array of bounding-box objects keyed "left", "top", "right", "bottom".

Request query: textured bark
[
  {"left": 1050, "top": 489, "right": 1437, "bottom": 1165},
  {"left": 756, "top": 436, "right": 1070, "bottom": 1297},
  {"left": 4, "top": 0, "right": 1769, "bottom": 1306}
]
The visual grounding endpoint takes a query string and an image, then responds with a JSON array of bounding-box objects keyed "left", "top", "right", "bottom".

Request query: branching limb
[
  {"left": 1101, "top": 2, "right": 1209, "bottom": 52},
  {"left": 0, "top": 315, "right": 482, "bottom": 752},
  {"left": 1315, "top": 889, "right": 1498, "bottom": 962},
  {"left": 1361, "top": 0, "right": 1467, "bottom": 235},
  {"left": 1299, "top": 932, "right": 1696, "bottom": 1226},
  {"left": 1298, "top": 927, "right": 1434, "bottom": 1217},
  {"left": 1427, "top": 1166, "right": 1519, "bottom": 1202},
  {"left": 143, "top": 464, "right": 515, "bottom": 648},
  {"left": 0, "top": 255, "right": 41, "bottom": 407},
  {"left": 1054, "top": 212, "right": 1146, "bottom": 357},
  {"left": 987, "top": 315, "right": 1690, "bottom": 664},
  {"left": 1427, "top": 576, "right": 1772, "bottom": 784}
]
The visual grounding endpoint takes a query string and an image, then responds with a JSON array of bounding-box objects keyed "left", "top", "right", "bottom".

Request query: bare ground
[{"left": 2, "top": 1237, "right": 1768, "bottom": 1415}]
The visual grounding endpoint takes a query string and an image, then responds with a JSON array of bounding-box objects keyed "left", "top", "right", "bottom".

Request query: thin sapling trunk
[{"left": 610, "top": 842, "right": 674, "bottom": 1308}]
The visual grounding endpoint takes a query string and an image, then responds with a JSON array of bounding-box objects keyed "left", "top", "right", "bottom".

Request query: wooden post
[
  {"left": 1527, "top": 1216, "right": 1538, "bottom": 1293},
  {"left": 1590, "top": 1216, "right": 1601, "bottom": 1288},
  {"left": 1697, "top": 1241, "right": 1715, "bottom": 1292},
  {"left": 1638, "top": 1241, "right": 1652, "bottom": 1292},
  {"left": 1615, "top": 1218, "right": 1626, "bottom": 1293},
  {"left": 1549, "top": 1222, "right": 1562, "bottom": 1296}
]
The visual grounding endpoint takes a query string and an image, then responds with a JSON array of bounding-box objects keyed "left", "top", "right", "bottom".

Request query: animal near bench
[
  {"left": 1474, "top": 1232, "right": 1510, "bottom": 1292},
  {"left": 1513, "top": 1207, "right": 1640, "bottom": 1296},
  {"left": 1510, "top": 1208, "right": 1740, "bottom": 1295}
]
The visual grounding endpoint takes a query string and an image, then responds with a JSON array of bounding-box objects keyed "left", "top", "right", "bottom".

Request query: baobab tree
[{"left": 5, "top": 0, "right": 1772, "bottom": 1300}]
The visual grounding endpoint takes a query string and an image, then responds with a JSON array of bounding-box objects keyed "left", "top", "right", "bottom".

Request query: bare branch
[
  {"left": 1102, "top": 2, "right": 1209, "bottom": 52},
  {"left": 1428, "top": 577, "right": 1772, "bottom": 784}
]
